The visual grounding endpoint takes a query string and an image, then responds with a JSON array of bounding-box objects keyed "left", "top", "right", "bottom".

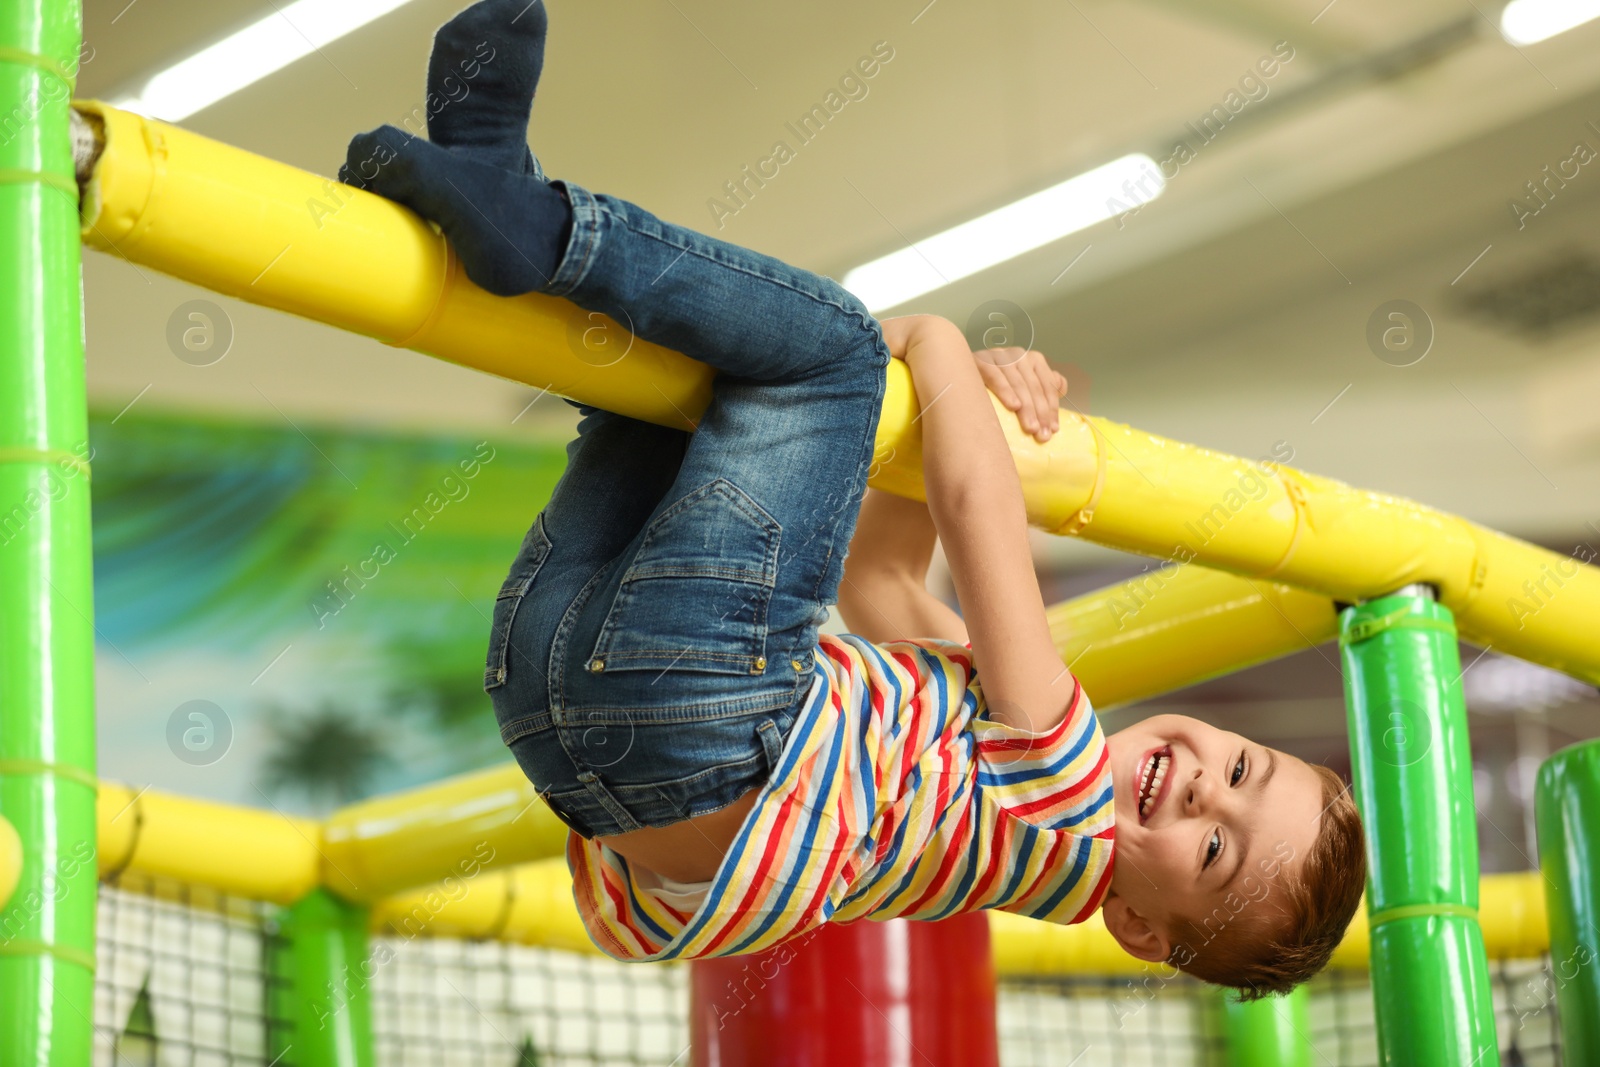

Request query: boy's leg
[
  {"left": 539, "top": 195, "right": 891, "bottom": 832},
  {"left": 394, "top": 0, "right": 891, "bottom": 659},
  {"left": 484, "top": 404, "right": 689, "bottom": 833},
  {"left": 346, "top": 0, "right": 892, "bottom": 834},
  {"left": 485, "top": 405, "right": 688, "bottom": 693},
  {"left": 457, "top": 196, "right": 888, "bottom": 836},
  {"left": 545, "top": 181, "right": 891, "bottom": 612}
]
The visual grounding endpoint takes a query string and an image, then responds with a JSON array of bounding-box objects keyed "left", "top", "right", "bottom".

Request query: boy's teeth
[{"left": 1139, "top": 753, "right": 1168, "bottom": 818}]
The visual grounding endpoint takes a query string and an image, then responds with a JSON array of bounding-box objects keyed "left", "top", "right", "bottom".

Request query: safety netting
[{"left": 94, "top": 876, "right": 1563, "bottom": 1066}]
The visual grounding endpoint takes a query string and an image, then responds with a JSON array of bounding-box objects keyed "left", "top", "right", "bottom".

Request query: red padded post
[{"left": 689, "top": 914, "right": 998, "bottom": 1067}]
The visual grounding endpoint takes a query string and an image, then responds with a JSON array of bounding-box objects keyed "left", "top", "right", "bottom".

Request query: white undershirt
[{"left": 632, "top": 864, "right": 713, "bottom": 910}]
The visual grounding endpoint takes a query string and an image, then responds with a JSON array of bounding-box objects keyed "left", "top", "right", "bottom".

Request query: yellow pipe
[
  {"left": 320, "top": 763, "right": 568, "bottom": 902},
  {"left": 75, "top": 101, "right": 710, "bottom": 432},
  {"left": 71, "top": 101, "right": 1599, "bottom": 685},
  {"left": 993, "top": 870, "right": 1546, "bottom": 976},
  {"left": 84, "top": 779, "right": 1550, "bottom": 976},
  {"left": 0, "top": 814, "right": 20, "bottom": 911},
  {"left": 1051, "top": 564, "right": 1338, "bottom": 710},
  {"left": 1320, "top": 869, "right": 1551, "bottom": 971},
  {"left": 370, "top": 856, "right": 597, "bottom": 955},
  {"left": 96, "top": 782, "right": 320, "bottom": 905},
  {"left": 367, "top": 858, "right": 1548, "bottom": 977}
]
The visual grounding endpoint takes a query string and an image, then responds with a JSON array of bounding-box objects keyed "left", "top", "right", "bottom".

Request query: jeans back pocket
[
  {"left": 485, "top": 513, "right": 553, "bottom": 691},
  {"left": 590, "top": 478, "right": 780, "bottom": 676}
]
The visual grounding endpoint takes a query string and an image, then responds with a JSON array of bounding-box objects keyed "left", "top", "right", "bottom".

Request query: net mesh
[
  {"left": 95, "top": 874, "right": 288, "bottom": 1066},
  {"left": 93, "top": 879, "right": 1564, "bottom": 1067}
]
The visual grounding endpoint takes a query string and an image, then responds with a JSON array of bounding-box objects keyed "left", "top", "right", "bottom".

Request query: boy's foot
[
  {"left": 339, "top": 125, "right": 568, "bottom": 296},
  {"left": 426, "top": 0, "right": 548, "bottom": 176}
]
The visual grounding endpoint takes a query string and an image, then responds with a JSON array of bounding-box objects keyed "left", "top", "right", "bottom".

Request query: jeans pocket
[
  {"left": 590, "top": 478, "right": 779, "bottom": 676},
  {"left": 485, "top": 513, "right": 553, "bottom": 691}
]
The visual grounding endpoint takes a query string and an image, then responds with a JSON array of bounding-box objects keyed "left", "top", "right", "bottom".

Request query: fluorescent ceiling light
[
  {"left": 113, "top": 0, "right": 417, "bottom": 121},
  {"left": 842, "top": 153, "right": 1164, "bottom": 312},
  {"left": 1499, "top": 0, "right": 1600, "bottom": 44}
]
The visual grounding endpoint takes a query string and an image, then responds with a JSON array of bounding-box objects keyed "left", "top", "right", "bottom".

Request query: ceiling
[{"left": 77, "top": 0, "right": 1600, "bottom": 559}]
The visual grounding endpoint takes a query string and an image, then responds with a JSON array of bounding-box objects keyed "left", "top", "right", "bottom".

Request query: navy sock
[
  {"left": 427, "top": 0, "right": 548, "bottom": 175},
  {"left": 339, "top": 0, "right": 572, "bottom": 295},
  {"left": 341, "top": 127, "right": 571, "bottom": 296}
]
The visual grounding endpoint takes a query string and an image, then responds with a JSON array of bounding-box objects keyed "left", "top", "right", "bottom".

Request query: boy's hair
[{"left": 1167, "top": 763, "right": 1366, "bottom": 1000}]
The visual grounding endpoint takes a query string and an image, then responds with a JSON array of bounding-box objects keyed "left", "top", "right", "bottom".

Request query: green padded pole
[
  {"left": 1221, "top": 987, "right": 1311, "bottom": 1067},
  {"left": 269, "top": 889, "right": 377, "bottom": 1067},
  {"left": 0, "top": 0, "right": 98, "bottom": 1062},
  {"left": 1534, "top": 738, "right": 1600, "bottom": 1059},
  {"left": 1340, "top": 587, "right": 1497, "bottom": 1067}
]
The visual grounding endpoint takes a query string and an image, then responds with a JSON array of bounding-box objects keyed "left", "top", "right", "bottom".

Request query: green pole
[
  {"left": 0, "top": 0, "right": 98, "bottom": 1062},
  {"left": 1340, "top": 586, "right": 1497, "bottom": 1067},
  {"left": 1221, "top": 987, "right": 1312, "bottom": 1067},
  {"left": 269, "top": 889, "right": 377, "bottom": 1067},
  {"left": 1534, "top": 738, "right": 1600, "bottom": 1060}
]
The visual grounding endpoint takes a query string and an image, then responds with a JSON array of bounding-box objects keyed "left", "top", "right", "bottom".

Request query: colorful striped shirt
[{"left": 569, "top": 632, "right": 1116, "bottom": 960}]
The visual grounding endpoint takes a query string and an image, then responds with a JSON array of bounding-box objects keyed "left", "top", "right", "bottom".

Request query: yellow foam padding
[
  {"left": 370, "top": 856, "right": 597, "bottom": 956},
  {"left": 320, "top": 763, "right": 570, "bottom": 903},
  {"left": 0, "top": 814, "right": 21, "bottom": 910},
  {"left": 71, "top": 100, "right": 1598, "bottom": 687},
  {"left": 92, "top": 781, "right": 1549, "bottom": 975},
  {"left": 1051, "top": 564, "right": 1340, "bottom": 711},
  {"left": 96, "top": 782, "right": 319, "bottom": 905},
  {"left": 369, "top": 858, "right": 1548, "bottom": 978}
]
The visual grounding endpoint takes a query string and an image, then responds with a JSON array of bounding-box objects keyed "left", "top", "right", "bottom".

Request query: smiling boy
[
  {"left": 1099, "top": 717, "right": 1363, "bottom": 988},
  {"left": 342, "top": 0, "right": 1366, "bottom": 998},
  {"left": 839, "top": 487, "right": 1367, "bottom": 996}
]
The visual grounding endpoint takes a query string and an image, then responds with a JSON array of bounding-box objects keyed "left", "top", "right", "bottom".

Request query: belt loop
[
  {"left": 757, "top": 718, "right": 784, "bottom": 770},
  {"left": 577, "top": 769, "right": 642, "bottom": 833}
]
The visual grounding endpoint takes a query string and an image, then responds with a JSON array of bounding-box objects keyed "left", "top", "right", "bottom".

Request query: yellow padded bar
[
  {"left": 89, "top": 782, "right": 1550, "bottom": 977},
  {"left": 371, "top": 856, "right": 1549, "bottom": 977},
  {"left": 96, "top": 782, "right": 320, "bottom": 905},
  {"left": 319, "top": 763, "right": 568, "bottom": 903},
  {"left": 0, "top": 815, "right": 20, "bottom": 911},
  {"left": 71, "top": 101, "right": 1598, "bottom": 685}
]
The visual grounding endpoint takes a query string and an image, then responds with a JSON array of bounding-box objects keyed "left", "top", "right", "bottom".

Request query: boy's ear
[{"left": 1101, "top": 893, "right": 1172, "bottom": 963}]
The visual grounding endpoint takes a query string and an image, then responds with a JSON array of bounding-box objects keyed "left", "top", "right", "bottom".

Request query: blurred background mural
[{"left": 90, "top": 408, "right": 567, "bottom": 814}]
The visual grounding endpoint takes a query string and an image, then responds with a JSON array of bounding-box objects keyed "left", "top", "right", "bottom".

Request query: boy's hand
[{"left": 973, "top": 347, "right": 1068, "bottom": 443}]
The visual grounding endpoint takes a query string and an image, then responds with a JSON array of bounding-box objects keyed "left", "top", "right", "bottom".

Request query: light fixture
[
  {"left": 1499, "top": 0, "right": 1600, "bottom": 44},
  {"left": 113, "top": 0, "right": 418, "bottom": 122},
  {"left": 842, "top": 153, "right": 1164, "bottom": 312}
]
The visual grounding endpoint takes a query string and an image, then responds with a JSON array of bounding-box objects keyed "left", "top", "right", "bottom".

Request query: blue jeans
[{"left": 485, "top": 177, "right": 891, "bottom": 839}]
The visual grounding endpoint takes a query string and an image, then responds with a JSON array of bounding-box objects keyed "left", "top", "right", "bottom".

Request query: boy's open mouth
[{"left": 1138, "top": 745, "right": 1174, "bottom": 824}]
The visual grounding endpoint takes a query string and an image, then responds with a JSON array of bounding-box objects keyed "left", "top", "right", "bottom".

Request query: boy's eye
[
  {"left": 1231, "top": 753, "right": 1247, "bottom": 786},
  {"left": 1205, "top": 829, "right": 1222, "bottom": 868}
]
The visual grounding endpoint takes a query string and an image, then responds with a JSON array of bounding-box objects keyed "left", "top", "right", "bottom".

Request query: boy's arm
[
  {"left": 838, "top": 488, "right": 969, "bottom": 645},
  {"left": 840, "top": 318, "right": 1066, "bottom": 647},
  {"left": 882, "top": 315, "right": 1076, "bottom": 735}
]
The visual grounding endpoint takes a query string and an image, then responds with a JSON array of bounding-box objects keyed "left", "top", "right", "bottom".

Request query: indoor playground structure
[{"left": 4, "top": 2, "right": 1600, "bottom": 1065}]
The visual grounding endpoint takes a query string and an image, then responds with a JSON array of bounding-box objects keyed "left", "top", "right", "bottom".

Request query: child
[{"left": 341, "top": 0, "right": 1365, "bottom": 997}]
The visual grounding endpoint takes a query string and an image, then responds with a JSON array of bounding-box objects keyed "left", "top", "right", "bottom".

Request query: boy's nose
[{"left": 1183, "top": 767, "right": 1220, "bottom": 815}]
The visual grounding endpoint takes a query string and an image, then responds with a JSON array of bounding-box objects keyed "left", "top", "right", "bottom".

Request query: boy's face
[{"left": 1100, "top": 713, "right": 1326, "bottom": 963}]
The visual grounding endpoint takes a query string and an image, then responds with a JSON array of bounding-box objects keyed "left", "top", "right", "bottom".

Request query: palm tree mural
[
  {"left": 258, "top": 705, "right": 395, "bottom": 813},
  {"left": 382, "top": 634, "right": 507, "bottom": 769},
  {"left": 86, "top": 409, "right": 571, "bottom": 806}
]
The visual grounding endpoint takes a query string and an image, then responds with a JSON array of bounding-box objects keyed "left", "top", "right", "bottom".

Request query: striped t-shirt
[{"left": 568, "top": 632, "right": 1116, "bottom": 960}]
